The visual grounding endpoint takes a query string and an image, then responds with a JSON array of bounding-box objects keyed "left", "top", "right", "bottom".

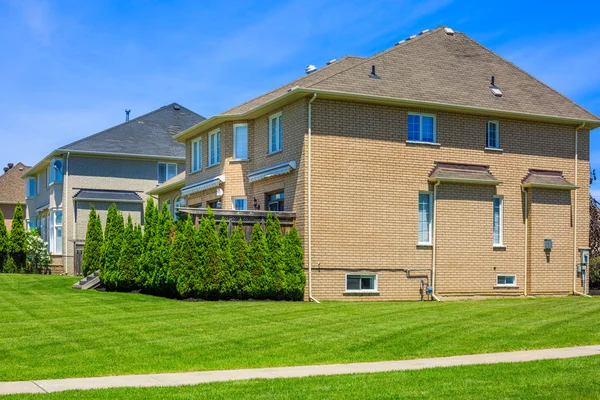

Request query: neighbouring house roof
[
  {"left": 0, "top": 162, "right": 30, "bottom": 204},
  {"left": 73, "top": 189, "right": 144, "bottom": 203},
  {"left": 25, "top": 103, "right": 205, "bottom": 177},
  {"left": 147, "top": 171, "right": 186, "bottom": 196},
  {"left": 522, "top": 169, "right": 578, "bottom": 190},
  {"left": 175, "top": 26, "right": 599, "bottom": 142},
  {"left": 181, "top": 175, "right": 225, "bottom": 197},
  {"left": 429, "top": 162, "right": 501, "bottom": 185},
  {"left": 248, "top": 161, "right": 297, "bottom": 183}
]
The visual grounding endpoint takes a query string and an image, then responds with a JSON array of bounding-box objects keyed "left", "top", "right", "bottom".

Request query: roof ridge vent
[
  {"left": 326, "top": 59, "right": 337, "bottom": 65},
  {"left": 444, "top": 27, "right": 455, "bottom": 35},
  {"left": 406, "top": 34, "right": 417, "bottom": 40},
  {"left": 419, "top": 29, "right": 430, "bottom": 35},
  {"left": 395, "top": 39, "right": 406, "bottom": 46},
  {"left": 306, "top": 65, "right": 317, "bottom": 74}
]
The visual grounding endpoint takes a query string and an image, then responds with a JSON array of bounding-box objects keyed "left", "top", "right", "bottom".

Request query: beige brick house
[
  {"left": 23, "top": 103, "right": 204, "bottom": 274},
  {"left": 168, "top": 27, "right": 599, "bottom": 300},
  {"left": 0, "top": 162, "right": 31, "bottom": 230}
]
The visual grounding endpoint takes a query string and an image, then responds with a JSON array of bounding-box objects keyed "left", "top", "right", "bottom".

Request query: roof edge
[{"left": 147, "top": 178, "right": 186, "bottom": 196}]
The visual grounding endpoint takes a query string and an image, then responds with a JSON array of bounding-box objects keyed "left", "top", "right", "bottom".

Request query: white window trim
[
  {"left": 487, "top": 120, "right": 500, "bottom": 149},
  {"left": 208, "top": 129, "right": 221, "bottom": 167},
  {"left": 191, "top": 137, "right": 202, "bottom": 173},
  {"left": 26, "top": 177, "right": 37, "bottom": 198},
  {"left": 49, "top": 209, "right": 63, "bottom": 255},
  {"left": 418, "top": 191, "right": 433, "bottom": 245},
  {"left": 408, "top": 113, "right": 437, "bottom": 143},
  {"left": 232, "top": 123, "right": 249, "bottom": 160},
  {"left": 493, "top": 195, "right": 504, "bottom": 246},
  {"left": 268, "top": 111, "right": 282, "bottom": 154},
  {"left": 232, "top": 196, "right": 248, "bottom": 211},
  {"left": 496, "top": 274, "right": 517, "bottom": 287},
  {"left": 157, "top": 162, "right": 177, "bottom": 184},
  {"left": 345, "top": 273, "right": 379, "bottom": 293},
  {"left": 48, "top": 158, "right": 63, "bottom": 186}
]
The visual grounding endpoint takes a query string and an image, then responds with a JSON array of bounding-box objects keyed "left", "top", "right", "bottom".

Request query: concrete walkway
[{"left": 2, "top": 345, "right": 599, "bottom": 396}]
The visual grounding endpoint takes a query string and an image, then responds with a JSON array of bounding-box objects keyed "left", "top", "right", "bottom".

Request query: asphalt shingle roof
[
  {"left": 0, "top": 163, "right": 30, "bottom": 204},
  {"left": 59, "top": 103, "right": 205, "bottom": 158},
  {"left": 222, "top": 27, "right": 598, "bottom": 122},
  {"left": 429, "top": 162, "right": 499, "bottom": 184},
  {"left": 522, "top": 169, "right": 576, "bottom": 189},
  {"left": 73, "top": 189, "right": 143, "bottom": 203}
]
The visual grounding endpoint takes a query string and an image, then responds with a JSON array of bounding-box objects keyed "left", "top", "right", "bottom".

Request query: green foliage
[
  {"left": 196, "top": 208, "right": 222, "bottom": 299},
  {"left": 24, "top": 229, "right": 52, "bottom": 274},
  {"left": 0, "top": 210, "right": 8, "bottom": 272},
  {"left": 230, "top": 219, "right": 250, "bottom": 298},
  {"left": 283, "top": 228, "right": 306, "bottom": 300},
  {"left": 171, "top": 217, "right": 200, "bottom": 298},
  {"left": 137, "top": 198, "right": 159, "bottom": 289},
  {"left": 9, "top": 203, "right": 26, "bottom": 272},
  {"left": 216, "top": 218, "right": 236, "bottom": 298},
  {"left": 100, "top": 204, "right": 124, "bottom": 288},
  {"left": 114, "top": 215, "right": 143, "bottom": 291},
  {"left": 246, "top": 222, "right": 271, "bottom": 299},
  {"left": 265, "top": 212, "right": 286, "bottom": 299},
  {"left": 82, "top": 206, "right": 103, "bottom": 276},
  {"left": 590, "top": 256, "right": 600, "bottom": 290},
  {"left": 147, "top": 201, "right": 175, "bottom": 296}
]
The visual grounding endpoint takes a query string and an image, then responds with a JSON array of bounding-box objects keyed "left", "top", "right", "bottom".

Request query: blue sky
[{"left": 1, "top": 0, "right": 600, "bottom": 190}]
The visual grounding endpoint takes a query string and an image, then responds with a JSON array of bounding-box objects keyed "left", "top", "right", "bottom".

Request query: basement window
[
  {"left": 496, "top": 274, "right": 516, "bottom": 287},
  {"left": 346, "top": 274, "right": 378, "bottom": 292}
]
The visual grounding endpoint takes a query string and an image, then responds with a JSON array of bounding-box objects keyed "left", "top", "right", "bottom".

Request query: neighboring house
[
  {"left": 171, "top": 26, "right": 600, "bottom": 301},
  {"left": 147, "top": 171, "right": 186, "bottom": 219},
  {"left": 23, "top": 103, "right": 205, "bottom": 274},
  {"left": 0, "top": 162, "right": 31, "bottom": 230}
]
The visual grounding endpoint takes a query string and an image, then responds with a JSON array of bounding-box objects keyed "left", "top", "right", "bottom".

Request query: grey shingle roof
[
  {"left": 522, "top": 169, "right": 577, "bottom": 189},
  {"left": 429, "top": 162, "right": 500, "bottom": 184},
  {"left": 73, "top": 189, "right": 143, "bottom": 203},
  {"left": 59, "top": 103, "right": 205, "bottom": 158},
  {"left": 222, "top": 27, "right": 599, "bottom": 122}
]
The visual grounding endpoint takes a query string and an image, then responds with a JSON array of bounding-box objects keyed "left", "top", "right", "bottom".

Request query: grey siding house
[{"left": 23, "top": 103, "right": 205, "bottom": 274}]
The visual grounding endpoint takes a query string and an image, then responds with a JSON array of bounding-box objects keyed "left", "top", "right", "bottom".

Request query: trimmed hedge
[{"left": 89, "top": 201, "right": 305, "bottom": 300}]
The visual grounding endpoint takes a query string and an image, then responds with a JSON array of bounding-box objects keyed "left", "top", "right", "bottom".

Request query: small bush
[
  {"left": 230, "top": 219, "right": 250, "bottom": 298},
  {"left": 0, "top": 210, "right": 8, "bottom": 272},
  {"left": 114, "top": 215, "right": 142, "bottom": 291},
  {"left": 82, "top": 206, "right": 103, "bottom": 276},
  {"left": 100, "top": 204, "right": 124, "bottom": 288},
  {"left": 9, "top": 203, "right": 27, "bottom": 272},
  {"left": 171, "top": 217, "right": 200, "bottom": 298},
  {"left": 590, "top": 257, "right": 600, "bottom": 290},
  {"left": 247, "top": 222, "right": 270, "bottom": 299},
  {"left": 283, "top": 228, "right": 306, "bottom": 300}
]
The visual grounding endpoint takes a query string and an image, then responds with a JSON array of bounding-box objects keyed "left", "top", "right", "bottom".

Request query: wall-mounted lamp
[
  {"left": 544, "top": 239, "right": 552, "bottom": 262},
  {"left": 253, "top": 197, "right": 260, "bottom": 210}
]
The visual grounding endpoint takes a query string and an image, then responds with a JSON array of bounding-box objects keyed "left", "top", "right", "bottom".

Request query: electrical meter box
[{"left": 579, "top": 248, "right": 590, "bottom": 271}]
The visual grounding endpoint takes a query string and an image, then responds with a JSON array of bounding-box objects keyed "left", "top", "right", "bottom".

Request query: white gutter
[
  {"left": 65, "top": 152, "right": 70, "bottom": 275},
  {"left": 431, "top": 181, "right": 441, "bottom": 301},
  {"left": 308, "top": 93, "right": 319, "bottom": 304},
  {"left": 573, "top": 122, "right": 586, "bottom": 296},
  {"left": 522, "top": 186, "right": 528, "bottom": 296}
]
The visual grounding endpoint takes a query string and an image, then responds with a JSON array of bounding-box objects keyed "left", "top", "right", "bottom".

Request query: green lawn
[
  {"left": 5, "top": 356, "right": 600, "bottom": 399},
  {"left": 1, "top": 274, "right": 599, "bottom": 382}
]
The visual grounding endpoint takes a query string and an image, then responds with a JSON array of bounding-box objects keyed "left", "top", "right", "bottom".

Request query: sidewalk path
[{"left": 2, "top": 345, "right": 599, "bottom": 396}]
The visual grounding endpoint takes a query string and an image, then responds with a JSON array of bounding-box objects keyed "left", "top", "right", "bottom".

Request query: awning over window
[
  {"left": 428, "top": 162, "right": 501, "bottom": 185},
  {"left": 248, "top": 161, "right": 296, "bottom": 183},
  {"left": 73, "top": 189, "right": 143, "bottom": 203},
  {"left": 181, "top": 175, "right": 225, "bottom": 197},
  {"left": 522, "top": 169, "right": 578, "bottom": 190}
]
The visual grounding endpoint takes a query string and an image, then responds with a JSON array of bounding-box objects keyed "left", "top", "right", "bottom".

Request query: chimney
[{"left": 125, "top": 109, "right": 131, "bottom": 121}]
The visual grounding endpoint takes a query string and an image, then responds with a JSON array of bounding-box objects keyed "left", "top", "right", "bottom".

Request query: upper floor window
[
  {"left": 487, "top": 121, "right": 500, "bottom": 149},
  {"left": 191, "top": 138, "right": 202, "bottom": 173},
  {"left": 418, "top": 192, "right": 432, "bottom": 245},
  {"left": 269, "top": 112, "right": 282, "bottom": 153},
  {"left": 26, "top": 177, "right": 37, "bottom": 198},
  {"left": 49, "top": 158, "right": 63, "bottom": 185},
  {"left": 208, "top": 129, "right": 221, "bottom": 166},
  {"left": 233, "top": 124, "right": 248, "bottom": 160},
  {"left": 408, "top": 113, "right": 436, "bottom": 143},
  {"left": 233, "top": 197, "right": 247, "bottom": 211},
  {"left": 493, "top": 196, "right": 503, "bottom": 246},
  {"left": 158, "top": 163, "right": 177, "bottom": 184}
]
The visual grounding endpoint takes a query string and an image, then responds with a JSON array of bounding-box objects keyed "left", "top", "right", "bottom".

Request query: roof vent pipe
[
  {"left": 491, "top": 76, "right": 496, "bottom": 87},
  {"left": 125, "top": 109, "right": 131, "bottom": 121},
  {"left": 7, "top": 163, "right": 14, "bottom": 169},
  {"left": 3, "top": 167, "right": 8, "bottom": 173},
  {"left": 306, "top": 65, "right": 317, "bottom": 74}
]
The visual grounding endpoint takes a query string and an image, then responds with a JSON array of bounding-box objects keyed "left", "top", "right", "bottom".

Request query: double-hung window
[
  {"left": 233, "top": 124, "right": 248, "bottom": 160},
  {"left": 26, "top": 177, "right": 37, "bottom": 198},
  {"left": 158, "top": 163, "right": 177, "bottom": 184},
  {"left": 346, "top": 274, "right": 377, "bottom": 292},
  {"left": 191, "top": 138, "right": 202, "bottom": 172},
  {"left": 208, "top": 129, "right": 221, "bottom": 166},
  {"left": 49, "top": 158, "right": 63, "bottom": 185},
  {"left": 418, "top": 192, "right": 432, "bottom": 244},
  {"left": 49, "top": 210, "right": 63, "bottom": 254},
  {"left": 408, "top": 113, "right": 436, "bottom": 143},
  {"left": 233, "top": 197, "right": 247, "bottom": 211},
  {"left": 269, "top": 112, "right": 282, "bottom": 153},
  {"left": 493, "top": 196, "right": 503, "bottom": 246},
  {"left": 487, "top": 121, "right": 500, "bottom": 149}
]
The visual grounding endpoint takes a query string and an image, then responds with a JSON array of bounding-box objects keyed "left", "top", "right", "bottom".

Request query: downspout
[
  {"left": 522, "top": 186, "right": 528, "bottom": 296},
  {"left": 431, "top": 181, "right": 441, "bottom": 302},
  {"left": 308, "top": 93, "right": 319, "bottom": 303},
  {"left": 64, "top": 152, "right": 70, "bottom": 275},
  {"left": 573, "top": 122, "right": 586, "bottom": 297}
]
